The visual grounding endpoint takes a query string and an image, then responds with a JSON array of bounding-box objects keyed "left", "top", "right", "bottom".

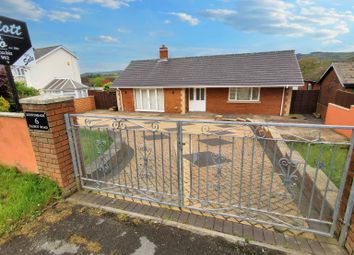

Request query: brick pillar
[
  {"left": 20, "top": 95, "right": 77, "bottom": 195},
  {"left": 337, "top": 149, "right": 354, "bottom": 253}
]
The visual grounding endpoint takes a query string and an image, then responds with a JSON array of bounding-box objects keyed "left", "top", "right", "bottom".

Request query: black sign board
[
  {"left": 0, "top": 16, "right": 32, "bottom": 65},
  {"left": 25, "top": 112, "right": 49, "bottom": 131}
]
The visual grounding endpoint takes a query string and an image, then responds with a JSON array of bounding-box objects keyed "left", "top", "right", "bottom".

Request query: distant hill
[
  {"left": 81, "top": 70, "right": 122, "bottom": 87},
  {"left": 297, "top": 52, "right": 354, "bottom": 81},
  {"left": 81, "top": 70, "right": 122, "bottom": 77}
]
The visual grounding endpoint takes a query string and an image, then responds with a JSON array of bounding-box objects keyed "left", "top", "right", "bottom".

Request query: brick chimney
[{"left": 159, "top": 44, "right": 168, "bottom": 60}]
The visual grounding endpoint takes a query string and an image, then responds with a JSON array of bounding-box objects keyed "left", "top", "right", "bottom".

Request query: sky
[{"left": 1, "top": 0, "right": 354, "bottom": 73}]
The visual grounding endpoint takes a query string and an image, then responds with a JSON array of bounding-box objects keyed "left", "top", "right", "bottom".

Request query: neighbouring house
[
  {"left": 316, "top": 62, "right": 354, "bottom": 118},
  {"left": 42, "top": 78, "right": 88, "bottom": 99},
  {"left": 81, "top": 76, "right": 91, "bottom": 87},
  {"left": 111, "top": 46, "right": 304, "bottom": 115},
  {"left": 299, "top": 80, "right": 320, "bottom": 91},
  {"left": 11, "top": 45, "right": 81, "bottom": 90}
]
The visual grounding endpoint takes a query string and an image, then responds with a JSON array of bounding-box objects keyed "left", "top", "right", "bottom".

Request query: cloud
[
  {"left": 322, "top": 39, "right": 342, "bottom": 45},
  {"left": 117, "top": 27, "right": 130, "bottom": 33},
  {"left": 148, "top": 31, "right": 174, "bottom": 37},
  {"left": 203, "top": 0, "right": 354, "bottom": 44},
  {"left": 85, "top": 35, "right": 119, "bottom": 43},
  {"left": 0, "top": 0, "right": 83, "bottom": 22},
  {"left": 0, "top": 0, "right": 44, "bottom": 21},
  {"left": 296, "top": 0, "right": 313, "bottom": 5},
  {"left": 169, "top": 12, "right": 199, "bottom": 26},
  {"left": 164, "top": 19, "right": 171, "bottom": 24},
  {"left": 48, "top": 11, "right": 81, "bottom": 22},
  {"left": 62, "top": 0, "right": 134, "bottom": 9}
]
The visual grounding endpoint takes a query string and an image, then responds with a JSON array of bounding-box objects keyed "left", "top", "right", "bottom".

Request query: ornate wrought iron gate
[{"left": 65, "top": 113, "right": 354, "bottom": 236}]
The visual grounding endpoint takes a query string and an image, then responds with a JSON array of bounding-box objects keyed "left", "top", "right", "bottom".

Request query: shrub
[
  {"left": 103, "top": 82, "right": 112, "bottom": 91},
  {"left": 0, "top": 96, "right": 10, "bottom": 112},
  {"left": 89, "top": 77, "right": 105, "bottom": 87},
  {"left": 15, "top": 82, "right": 39, "bottom": 98}
]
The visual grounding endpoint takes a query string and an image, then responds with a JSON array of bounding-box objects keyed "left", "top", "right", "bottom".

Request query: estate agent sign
[
  {"left": 0, "top": 16, "right": 32, "bottom": 65},
  {"left": 25, "top": 112, "right": 50, "bottom": 131}
]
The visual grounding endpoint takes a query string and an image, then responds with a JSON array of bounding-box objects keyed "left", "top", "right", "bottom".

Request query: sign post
[
  {"left": 0, "top": 16, "right": 32, "bottom": 111},
  {"left": 4, "top": 65, "right": 21, "bottom": 111}
]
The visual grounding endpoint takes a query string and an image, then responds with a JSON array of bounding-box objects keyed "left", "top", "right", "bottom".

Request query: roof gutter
[{"left": 111, "top": 84, "right": 303, "bottom": 89}]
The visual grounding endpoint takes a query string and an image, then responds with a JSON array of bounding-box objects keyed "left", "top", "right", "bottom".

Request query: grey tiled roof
[
  {"left": 112, "top": 50, "right": 304, "bottom": 88},
  {"left": 332, "top": 62, "right": 354, "bottom": 88},
  {"left": 43, "top": 78, "right": 88, "bottom": 91},
  {"left": 34, "top": 45, "right": 61, "bottom": 60}
]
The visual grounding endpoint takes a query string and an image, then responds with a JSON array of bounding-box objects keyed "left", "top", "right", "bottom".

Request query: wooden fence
[
  {"left": 335, "top": 90, "right": 354, "bottom": 108},
  {"left": 290, "top": 90, "right": 320, "bottom": 114},
  {"left": 88, "top": 90, "right": 117, "bottom": 109}
]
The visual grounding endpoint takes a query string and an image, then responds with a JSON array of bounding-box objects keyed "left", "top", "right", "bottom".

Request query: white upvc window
[
  {"left": 228, "top": 87, "right": 260, "bottom": 102},
  {"left": 13, "top": 67, "right": 25, "bottom": 76},
  {"left": 134, "top": 88, "right": 164, "bottom": 112}
]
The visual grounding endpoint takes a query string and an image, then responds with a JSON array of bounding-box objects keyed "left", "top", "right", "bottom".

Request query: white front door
[{"left": 189, "top": 88, "right": 206, "bottom": 112}]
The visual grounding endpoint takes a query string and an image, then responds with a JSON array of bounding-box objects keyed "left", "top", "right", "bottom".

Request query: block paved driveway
[
  {"left": 0, "top": 201, "right": 284, "bottom": 255},
  {"left": 76, "top": 116, "right": 306, "bottom": 231}
]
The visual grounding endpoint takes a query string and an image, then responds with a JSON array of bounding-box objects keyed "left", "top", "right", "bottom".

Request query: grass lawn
[
  {"left": 290, "top": 143, "right": 349, "bottom": 188},
  {"left": 79, "top": 128, "right": 113, "bottom": 165},
  {"left": 0, "top": 166, "right": 60, "bottom": 236}
]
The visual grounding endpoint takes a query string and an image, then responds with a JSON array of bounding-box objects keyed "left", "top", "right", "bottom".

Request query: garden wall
[
  {"left": 251, "top": 124, "right": 337, "bottom": 221},
  {"left": 325, "top": 103, "right": 354, "bottom": 139},
  {"left": 73, "top": 96, "right": 96, "bottom": 113},
  {"left": 0, "top": 113, "right": 37, "bottom": 173}
]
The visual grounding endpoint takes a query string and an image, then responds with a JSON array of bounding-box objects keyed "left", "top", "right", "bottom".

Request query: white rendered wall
[{"left": 26, "top": 48, "right": 81, "bottom": 90}]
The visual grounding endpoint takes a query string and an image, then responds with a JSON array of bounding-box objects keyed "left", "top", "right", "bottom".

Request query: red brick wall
[
  {"left": 121, "top": 89, "right": 135, "bottom": 112},
  {"left": 316, "top": 68, "right": 354, "bottom": 119},
  {"left": 73, "top": 96, "right": 96, "bottom": 113},
  {"left": 318, "top": 68, "right": 343, "bottom": 107},
  {"left": 338, "top": 150, "right": 354, "bottom": 254},
  {"left": 121, "top": 87, "right": 284, "bottom": 115},
  {"left": 205, "top": 88, "right": 283, "bottom": 115},
  {"left": 164, "top": 88, "right": 182, "bottom": 113}
]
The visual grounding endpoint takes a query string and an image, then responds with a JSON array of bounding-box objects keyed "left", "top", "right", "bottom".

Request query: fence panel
[
  {"left": 335, "top": 90, "right": 354, "bottom": 109},
  {"left": 89, "top": 90, "right": 117, "bottom": 109},
  {"left": 290, "top": 90, "right": 320, "bottom": 114}
]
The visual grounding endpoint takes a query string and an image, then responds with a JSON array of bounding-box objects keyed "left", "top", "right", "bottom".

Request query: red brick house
[
  {"left": 316, "top": 62, "right": 354, "bottom": 118},
  {"left": 112, "top": 46, "right": 304, "bottom": 115}
]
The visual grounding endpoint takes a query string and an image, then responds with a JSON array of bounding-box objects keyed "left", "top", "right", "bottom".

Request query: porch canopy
[{"left": 43, "top": 78, "right": 88, "bottom": 98}]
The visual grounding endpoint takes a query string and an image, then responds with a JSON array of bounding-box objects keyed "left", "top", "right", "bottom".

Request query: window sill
[
  {"left": 135, "top": 109, "right": 165, "bottom": 112},
  {"left": 227, "top": 100, "right": 261, "bottom": 104}
]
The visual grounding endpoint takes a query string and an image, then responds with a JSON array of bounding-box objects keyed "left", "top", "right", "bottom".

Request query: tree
[
  {"left": 89, "top": 76, "right": 105, "bottom": 87},
  {"left": 0, "top": 66, "right": 11, "bottom": 100}
]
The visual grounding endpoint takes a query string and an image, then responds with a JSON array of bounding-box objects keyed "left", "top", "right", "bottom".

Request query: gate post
[{"left": 20, "top": 95, "right": 77, "bottom": 195}]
